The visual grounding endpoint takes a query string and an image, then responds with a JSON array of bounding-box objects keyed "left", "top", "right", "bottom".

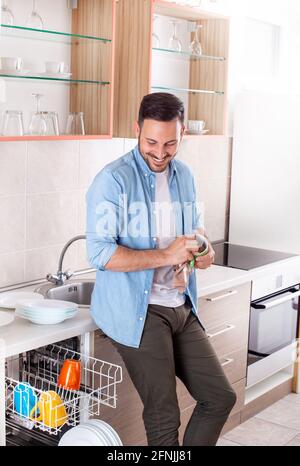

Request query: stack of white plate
[
  {"left": 58, "top": 419, "right": 123, "bottom": 446},
  {"left": 15, "top": 299, "right": 78, "bottom": 325},
  {"left": 0, "top": 291, "right": 44, "bottom": 310}
]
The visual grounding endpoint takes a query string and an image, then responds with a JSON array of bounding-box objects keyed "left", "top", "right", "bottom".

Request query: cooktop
[{"left": 212, "top": 242, "right": 298, "bottom": 271}]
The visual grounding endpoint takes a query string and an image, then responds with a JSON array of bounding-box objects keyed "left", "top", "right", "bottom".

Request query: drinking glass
[
  {"left": 1, "top": 0, "right": 14, "bottom": 25},
  {"left": 65, "top": 112, "right": 85, "bottom": 135},
  {"left": 1, "top": 111, "right": 24, "bottom": 136},
  {"left": 168, "top": 20, "right": 182, "bottom": 52},
  {"left": 189, "top": 24, "right": 203, "bottom": 56},
  {"left": 152, "top": 15, "right": 160, "bottom": 48},
  {"left": 41, "top": 111, "right": 60, "bottom": 136},
  {"left": 26, "top": 0, "right": 44, "bottom": 29},
  {"left": 28, "top": 93, "right": 47, "bottom": 135}
]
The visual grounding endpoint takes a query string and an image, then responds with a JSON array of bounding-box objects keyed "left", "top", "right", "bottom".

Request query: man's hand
[
  {"left": 194, "top": 241, "right": 215, "bottom": 270},
  {"left": 164, "top": 235, "right": 200, "bottom": 267}
]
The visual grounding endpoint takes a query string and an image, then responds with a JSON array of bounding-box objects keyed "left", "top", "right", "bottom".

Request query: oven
[{"left": 247, "top": 285, "right": 300, "bottom": 387}]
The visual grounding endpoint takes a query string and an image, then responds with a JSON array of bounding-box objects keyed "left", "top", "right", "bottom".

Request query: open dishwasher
[{"left": 5, "top": 336, "right": 123, "bottom": 446}]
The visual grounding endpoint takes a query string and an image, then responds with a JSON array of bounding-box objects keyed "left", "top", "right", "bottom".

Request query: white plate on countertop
[
  {"left": 0, "top": 291, "right": 44, "bottom": 310},
  {"left": 15, "top": 299, "right": 78, "bottom": 312},
  {"left": 0, "top": 312, "right": 14, "bottom": 327}
]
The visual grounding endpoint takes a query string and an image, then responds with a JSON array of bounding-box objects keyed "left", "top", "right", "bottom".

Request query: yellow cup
[{"left": 30, "top": 390, "right": 68, "bottom": 428}]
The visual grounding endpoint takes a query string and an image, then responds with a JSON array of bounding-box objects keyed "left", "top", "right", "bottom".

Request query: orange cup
[{"left": 58, "top": 359, "right": 81, "bottom": 391}]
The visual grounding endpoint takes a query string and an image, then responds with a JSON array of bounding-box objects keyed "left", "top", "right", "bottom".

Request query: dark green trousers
[{"left": 108, "top": 301, "right": 237, "bottom": 446}]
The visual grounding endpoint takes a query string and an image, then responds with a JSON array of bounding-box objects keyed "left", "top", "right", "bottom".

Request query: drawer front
[
  {"left": 231, "top": 379, "right": 246, "bottom": 415},
  {"left": 219, "top": 347, "right": 248, "bottom": 385},
  {"left": 207, "top": 313, "right": 250, "bottom": 360},
  {"left": 199, "top": 282, "right": 251, "bottom": 330}
]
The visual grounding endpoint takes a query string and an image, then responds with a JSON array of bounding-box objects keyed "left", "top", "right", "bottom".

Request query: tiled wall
[{"left": 0, "top": 137, "right": 232, "bottom": 288}]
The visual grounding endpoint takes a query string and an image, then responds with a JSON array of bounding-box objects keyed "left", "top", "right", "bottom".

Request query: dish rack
[{"left": 5, "top": 343, "right": 123, "bottom": 436}]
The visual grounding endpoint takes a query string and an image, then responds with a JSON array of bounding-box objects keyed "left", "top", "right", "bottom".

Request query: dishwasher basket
[{"left": 5, "top": 343, "right": 123, "bottom": 436}]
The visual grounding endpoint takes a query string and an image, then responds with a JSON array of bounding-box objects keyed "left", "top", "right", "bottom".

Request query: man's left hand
[{"left": 194, "top": 242, "right": 215, "bottom": 270}]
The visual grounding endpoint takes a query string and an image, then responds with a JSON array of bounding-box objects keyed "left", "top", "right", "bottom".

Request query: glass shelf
[
  {"left": 152, "top": 47, "right": 225, "bottom": 62},
  {"left": 152, "top": 86, "right": 224, "bottom": 96},
  {"left": 0, "top": 73, "right": 110, "bottom": 85},
  {"left": 0, "top": 24, "right": 111, "bottom": 45}
]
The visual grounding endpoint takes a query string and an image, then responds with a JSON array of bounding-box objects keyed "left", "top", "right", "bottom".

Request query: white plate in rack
[
  {"left": 86, "top": 419, "right": 123, "bottom": 446},
  {"left": 58, "top": 424, "right": 108, "bottom": 446}
]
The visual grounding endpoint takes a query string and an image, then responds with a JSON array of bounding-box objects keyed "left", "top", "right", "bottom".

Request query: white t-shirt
[{"left": 149, "top": 166, "right": 186, "bottom": 308}]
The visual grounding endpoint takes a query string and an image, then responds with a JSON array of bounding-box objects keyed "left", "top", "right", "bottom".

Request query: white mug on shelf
[
  {"left": 187, "top": 120, "right": 206, "bottom": 134},
  {"left": 45, "top": 61, "right": 67, "bottom": 75},
  {"left": 0, "top": 57, "right": 23, "bottom": 72}
]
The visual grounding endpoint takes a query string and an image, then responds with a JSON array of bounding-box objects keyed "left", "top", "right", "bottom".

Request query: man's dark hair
[{"left": 138, "top": 93, "right": 185, "bottom": 127}]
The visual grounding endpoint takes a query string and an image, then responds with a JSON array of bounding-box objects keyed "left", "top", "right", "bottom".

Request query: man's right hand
[{"left": 163, "top": 235, "right": 199, "bottom": 266}]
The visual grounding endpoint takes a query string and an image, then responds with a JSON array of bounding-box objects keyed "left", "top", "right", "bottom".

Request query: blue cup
[{"left": 13, "top": 382, "right": 38, "bottom": 418}]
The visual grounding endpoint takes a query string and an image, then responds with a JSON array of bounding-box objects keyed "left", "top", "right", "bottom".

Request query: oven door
[{"left": 247, "top": 286, "right": 300, "bottom": 387}]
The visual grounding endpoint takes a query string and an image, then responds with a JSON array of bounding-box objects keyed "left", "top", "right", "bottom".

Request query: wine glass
[
  {"left": 189, "top": 24, "right": 203, "bottom": 56},
  {"left": 168, "top": 20, "right": 182, "bottom": 52},
  {"left": 26, "top": 0, "right": 44, "bottom": 29},
  {"left": 152, "top": 15, "right": 160, "bottom": 49},
  {"left": 28, "top": 93, "right": 47, "bottom": 135},
  {"left": 1, "top": 0, "right": 14, "bottom": 25}
]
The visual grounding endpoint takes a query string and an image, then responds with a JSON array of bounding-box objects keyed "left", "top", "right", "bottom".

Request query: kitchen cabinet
[
  {"left": 114, "top": 0, "right": 230, "bottom": 138},
  {"left": 0, "top": 0, "right": 116, "bottom": 140}
]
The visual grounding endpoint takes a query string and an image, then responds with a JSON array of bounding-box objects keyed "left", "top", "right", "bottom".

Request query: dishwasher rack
[{"left": 5, "top": 343, "right": 123, "bottom": 436}]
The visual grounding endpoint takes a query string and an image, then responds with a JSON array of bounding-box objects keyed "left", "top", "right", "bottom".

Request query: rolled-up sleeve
[{"left": 86, "top": 169, "right": 121, "bottom": 271}]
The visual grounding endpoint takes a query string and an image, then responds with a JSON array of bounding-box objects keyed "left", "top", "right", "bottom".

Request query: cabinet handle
[
  {"left": 206, "top": 290, "right": 238, "bottom": 302},
  {"left": 207, "top": 324, "right": 235, "bottom": 339},
  {"left": 221, "top": 358, "right": 234, "bottom": 368}
]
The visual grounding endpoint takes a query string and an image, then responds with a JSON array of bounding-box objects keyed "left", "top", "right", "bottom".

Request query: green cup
[{"left": 189, "top": 234, "right": 209, "bottom": 268}]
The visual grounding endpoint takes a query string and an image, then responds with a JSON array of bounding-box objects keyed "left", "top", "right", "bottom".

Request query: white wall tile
[
  {"left": 79, "top": 138, "right": 124, "bottom": 188},
  {"left": 25, "top": 243, "right": 79, "bottom": 282},
  {"left": 0, "top": 142, "right": 26, "bottom": 196},
  {"left": 26, "top": 191, "right": 78, "bottom": 249},
  {"left": 198, "top": 177, "right": 230, "bottom": 221},
  {"left": 204, "top": 213, "right": 228, "bottom": 242},
  {"left": 27, "top": 141, "right": 80, "bottom": 193},
  {"left": 0, "top": 252, "right": 25, "bottom": 288},
  {"left": 178, "top": 137, "right": 232, "bottom": 180},
  {"left": 124, "top": 138, "right": 138, "bottom": 153},
  {"left": 77, "top": 189, "right": 87, "bottom": 234},
  {"left": 0, "top": 196, "right": 25, "bottom": 254},
  {"left": 77, "top": 241, "right": 90, "bottom": 271}
]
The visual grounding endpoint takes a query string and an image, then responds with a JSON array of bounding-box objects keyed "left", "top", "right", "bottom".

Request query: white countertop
[{"left": 1, "top": 254, "right": 300, "bottom": 358}]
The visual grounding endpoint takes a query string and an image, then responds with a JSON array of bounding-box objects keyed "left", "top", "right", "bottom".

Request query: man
[{"left": 86, "top": 93, "right": 236, "bottom": 446}]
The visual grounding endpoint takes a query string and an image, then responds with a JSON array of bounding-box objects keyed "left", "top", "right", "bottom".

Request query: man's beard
[{"left": 138, "top": 140, "right": 176, "bottom": 172}]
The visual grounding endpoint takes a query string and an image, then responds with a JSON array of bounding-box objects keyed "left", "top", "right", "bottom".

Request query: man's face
[{"left": 136, "top": 119, "right": 185, "bottom": 173}]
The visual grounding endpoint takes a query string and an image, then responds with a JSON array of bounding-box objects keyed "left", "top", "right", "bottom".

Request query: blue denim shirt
[{"left": 86, "top": 145, "right": 204, "bottom": 348}]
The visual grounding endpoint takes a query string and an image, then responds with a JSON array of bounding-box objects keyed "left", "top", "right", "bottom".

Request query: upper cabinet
[
  {"left": 0, "top": 0, "right": 116, "bottom": 140},
  {"left": 0, "top": 0, "right": 230, "bottom": 141},
  {"left": 114, "top": 0, "right": 230, "bottom": 138}
]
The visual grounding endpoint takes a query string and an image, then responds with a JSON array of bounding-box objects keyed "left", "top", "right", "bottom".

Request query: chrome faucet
[{"left": 46, "top": 235, "right": 86, "bottom": 286}]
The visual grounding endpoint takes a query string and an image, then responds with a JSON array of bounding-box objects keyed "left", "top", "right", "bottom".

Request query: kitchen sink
[{"left": 35, "top": 279, "right": 95, "bottom": 307}]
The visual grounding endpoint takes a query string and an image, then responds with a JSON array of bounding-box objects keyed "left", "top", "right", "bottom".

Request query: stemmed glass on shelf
[
  {"left": 1, "top": 0, "right": 14, "bottom": 25},
  {"left": 26, "top": 0, "right": 44, "bottom": 29}
]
